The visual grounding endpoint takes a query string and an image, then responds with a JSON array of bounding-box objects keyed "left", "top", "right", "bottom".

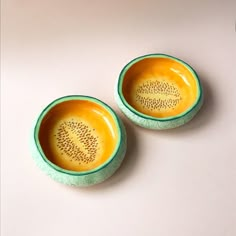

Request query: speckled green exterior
[
  {"left": 115, "top": 91, "right": 203, "bottom": 129},
  {"left": 115, "top": 54, "right": 203, "bottom": 130},
  {"left": 31, "top": 96, "right": 127, "bottom": 187}
]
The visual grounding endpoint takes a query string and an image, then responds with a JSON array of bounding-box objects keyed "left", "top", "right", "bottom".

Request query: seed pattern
[
  {"left": 135, "top": 80, "right": 182, "bottom": 111},
  {"left": 55, "top": 119, "right": 99, "bottom": 164}
]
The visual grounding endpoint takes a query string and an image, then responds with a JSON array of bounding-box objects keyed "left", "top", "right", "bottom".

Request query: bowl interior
[
  {"left": 121, "top": 57, "right": 199, "bottom": 118},
  {"left": 38, "top": 99, "right": 119, "bottom": 172}
]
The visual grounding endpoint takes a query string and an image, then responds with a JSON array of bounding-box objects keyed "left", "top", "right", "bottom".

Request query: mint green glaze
[
  {"left": 31, "top": 96, "right": 127, "bottom": 187},
  {"left": 115, "top": 54, "right": 203, "bottom": 129}
]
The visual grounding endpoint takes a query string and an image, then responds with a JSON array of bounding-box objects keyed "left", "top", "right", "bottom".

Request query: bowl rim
[
  {"left": 117, "top": 53, "right": 203, "bottom": 121},
  {"left": 34, "top": 95, "right": 123, "bottom": 176}
]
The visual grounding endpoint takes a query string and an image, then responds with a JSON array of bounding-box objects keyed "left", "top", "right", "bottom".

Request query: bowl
[
  {"left": 115, "top": 54, "right": 203, "bottom": 129},
  {"left": 31, "top": 95, "right": 127, "bottom": 186}
]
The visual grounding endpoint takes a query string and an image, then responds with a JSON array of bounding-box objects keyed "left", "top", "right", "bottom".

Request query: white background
[{"left": 1, "top": 0, "right": 236, "bottom": 235}]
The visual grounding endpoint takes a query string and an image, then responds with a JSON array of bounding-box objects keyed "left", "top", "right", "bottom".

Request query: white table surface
[{"left": 1, "top": 0, "right": 236, "bottom": 235}]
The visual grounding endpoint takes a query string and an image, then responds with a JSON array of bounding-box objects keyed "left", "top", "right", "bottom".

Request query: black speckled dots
[
  {"left": 55, "top": 119, "right": 99, "bottom": 164},
  {"left": 135, "top": 80, "right": 181, "bottom": 111}
]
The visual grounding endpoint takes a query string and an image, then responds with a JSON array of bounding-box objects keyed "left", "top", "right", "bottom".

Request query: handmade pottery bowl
[
  {"left": 31, "top": 95, "right": 127, "bottom": 186},
  {"left": 115, "top": 54, "right": 203, "bottom": 129}
]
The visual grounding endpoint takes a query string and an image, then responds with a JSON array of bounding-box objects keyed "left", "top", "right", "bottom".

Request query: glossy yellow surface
[
  {"left": 122, "top": 58, "right": 198, "bottom": 118},
  {"left": 39, "top": 100, "right": 119, "bottom": 171}
]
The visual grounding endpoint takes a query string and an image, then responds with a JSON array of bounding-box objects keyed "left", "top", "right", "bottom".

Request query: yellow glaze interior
[
  {"left": 39, "top": 100, "right": 119, "bottom": 172},
  {"left": 122, "top": 58, "right": 198, "bottom": 118}
]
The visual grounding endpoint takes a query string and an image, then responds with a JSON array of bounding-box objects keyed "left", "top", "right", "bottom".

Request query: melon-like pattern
[
  {"left": 32, "top": 96, "right": 127, "bottom": 186},
  {"left": 116, "top": 54, "right": 203, "bottom": 129}
]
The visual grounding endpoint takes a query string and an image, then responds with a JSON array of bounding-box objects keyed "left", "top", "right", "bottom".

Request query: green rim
[
  {"left": 34, "top": 95, "right": 123, "bottom": 176},
  {"left": 117, "top": 53, "right": 203, "bottom": 121}
]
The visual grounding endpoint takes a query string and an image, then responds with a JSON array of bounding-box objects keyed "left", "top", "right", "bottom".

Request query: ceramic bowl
[
  {"left": 31, "top": 95, "right": 127, "bottom": 186},
  {"left": 115, "top": 54, "right": 203, "bottom": 129}
]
